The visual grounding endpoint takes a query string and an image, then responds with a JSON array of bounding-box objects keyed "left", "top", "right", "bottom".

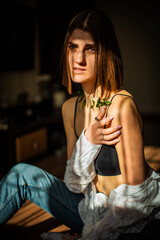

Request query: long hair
[{"left": 61, "top": 9, "right": 123, "bottom": 97}]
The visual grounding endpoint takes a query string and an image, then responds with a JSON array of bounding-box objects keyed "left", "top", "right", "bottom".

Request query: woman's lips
[{"left": 73, "top": 67, "right": 86, "bottom": 73}]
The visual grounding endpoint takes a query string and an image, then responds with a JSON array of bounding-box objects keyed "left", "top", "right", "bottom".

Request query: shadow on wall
[
  {"left": 142, "top": 113, "right": 160, "bottom": 146},
  {"left": 94, "top": 0, "right": 160, "bottom": 115}
]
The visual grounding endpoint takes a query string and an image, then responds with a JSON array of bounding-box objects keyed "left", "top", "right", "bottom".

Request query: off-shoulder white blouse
[{"left": 64, "top": 130, "right": 160, "bottom": 240}]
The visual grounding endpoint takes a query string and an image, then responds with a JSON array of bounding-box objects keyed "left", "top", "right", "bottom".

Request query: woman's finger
[
  {"left": 102, "top": 125, "right": 122, "bottom": 136},
  {"left": 102, "top": 138, "right": 120, "bottom": 145},
  {"left": 100, "top": 115, "right": 114, "bottom": 127},
  {"left": 94, "top": 108, "right": 106, "bottom": 122},
  {"left": 103, "top": 130, "right": 121, "bottom": 141}
]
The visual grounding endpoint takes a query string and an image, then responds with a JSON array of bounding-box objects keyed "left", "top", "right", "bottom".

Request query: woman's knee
[
  {"left": 7, "top": 163, "right": 36, "bottom": 182},
  {"left": 0, "top": 163, "right": 33, "bottom": 195},
  {"left": 10, "top": 163, "right": 30, "bottom": 175}
]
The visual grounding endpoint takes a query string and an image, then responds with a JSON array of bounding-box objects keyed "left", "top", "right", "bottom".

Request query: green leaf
[
  {"left": 97, "top": 97, "right": 101, "bottom": 103},
  {"left": 107, "top": 101, "right": 112, "bottom": 104},
  {"left": 81, "top": 99, "right": 86, "bottom": 109},
  {"left": 96, "top": 103, "right": 99, "bottom": 107},
  {"left": 77, "top": 92, "right": 112, "bottom": 109}
]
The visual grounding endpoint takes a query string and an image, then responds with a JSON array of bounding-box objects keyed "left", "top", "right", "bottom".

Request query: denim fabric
[{"left": 0, "top": 163, "right": 84, "bottom": 233}]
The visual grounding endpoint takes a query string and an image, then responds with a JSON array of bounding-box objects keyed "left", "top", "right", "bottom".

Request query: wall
[
  {"left": 0, "top": 0, "right": 39, "bottom": 106},
  {"left": 0, "top": 70, "right": 39, "bottom": 106},
  {"left": 94, "top": 0, "right": 160, "bottom": 114}
]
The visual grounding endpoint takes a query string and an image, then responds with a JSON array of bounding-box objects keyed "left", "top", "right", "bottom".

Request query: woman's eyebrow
[
  {"left": 68, "top": 41, "right": 77, "bottom": 45},
  {"left": 85, "top": 43, "right": 95, "bottom": 47},
  {"left": 68, "top": 42, "right": 95, "bottom": 47}
]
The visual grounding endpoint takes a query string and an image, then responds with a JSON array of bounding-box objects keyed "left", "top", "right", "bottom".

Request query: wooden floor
[{"left": 1, "top": 146, "right": 160, "bottom": 240}]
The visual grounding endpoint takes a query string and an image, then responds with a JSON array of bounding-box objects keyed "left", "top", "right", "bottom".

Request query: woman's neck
[
  {"left": 83, "top": 85, "right": 111, "bottom": 107},
  {"left": 84, "top": 89, "right": 99, "bottom": 106}
]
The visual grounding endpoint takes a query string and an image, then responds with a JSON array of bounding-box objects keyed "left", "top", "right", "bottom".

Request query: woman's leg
[{"left": 0, "top": 163, "right": 84, "bottom": 233}]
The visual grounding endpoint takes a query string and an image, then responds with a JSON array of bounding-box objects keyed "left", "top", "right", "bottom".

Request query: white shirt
[{"left": 64, "top": 130, "right": 160, "bottom": 240}]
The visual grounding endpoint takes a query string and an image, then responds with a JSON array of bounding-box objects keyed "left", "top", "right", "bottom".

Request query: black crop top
[
  {"left": 74, "top": 94, "right": 135, "bottom": 177},
  {"left": 94, "top": 144, "right": 120, "bottom": 176}
]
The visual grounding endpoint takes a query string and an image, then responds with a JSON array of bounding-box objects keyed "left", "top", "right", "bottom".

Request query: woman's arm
[
  {"left": 62, "top": 97, "right": 78, "bottom": 159},
  {"left": 108, "top": 95, "right": 147, "bottom": 185}
]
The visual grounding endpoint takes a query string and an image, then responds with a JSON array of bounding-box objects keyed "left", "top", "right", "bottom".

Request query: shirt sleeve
[{"left": 64, "top": 129, "right": 101, "bottom": 193}]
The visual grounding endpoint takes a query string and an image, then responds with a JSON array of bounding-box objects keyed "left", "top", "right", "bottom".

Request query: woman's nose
[{"left": 75, "top": 50, "right": 85, "bottom": 65}]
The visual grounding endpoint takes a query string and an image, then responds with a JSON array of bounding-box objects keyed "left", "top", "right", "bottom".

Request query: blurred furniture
[
  {"left": 15, "top": 128, "right": 47, "bottom": 163},
  {"left": 0, "top": 108, "right": 65, "bottom": 173}
]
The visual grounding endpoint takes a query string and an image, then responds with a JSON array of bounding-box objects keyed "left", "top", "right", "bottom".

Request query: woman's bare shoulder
[
  {"left": 108, "top": 91, "right": 142, "bottom": 129},
  {"left": 109, "top": 90, "right": 134, "bottom": 110},
  {"left": 62, "top": 96, "right": 78, "bottom": 120}
]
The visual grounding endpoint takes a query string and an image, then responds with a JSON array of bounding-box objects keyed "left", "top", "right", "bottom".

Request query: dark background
[
  {"left": 0, "top": 0, "right": 159, "bottom": 173},
  {"left": 0, "top": 0, "right": 159, "bottom": 112}
]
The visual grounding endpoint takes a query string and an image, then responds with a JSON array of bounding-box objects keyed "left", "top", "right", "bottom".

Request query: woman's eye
[
  {"left": 68, "top": 44, "right": 77, "bottom": 50},
  {"left": 89, "top": 47, "right": 95, "bottom": 52},
  {"left": 86, "top": 46, "right": 96, "bottom": 52}
]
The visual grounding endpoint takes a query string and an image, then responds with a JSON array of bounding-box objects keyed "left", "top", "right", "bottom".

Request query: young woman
[
  {"left": 0, "top": 9, "right": 160, "bottom": 240},
  {"left": 59, "top": 9, "right": 160, "bottom": 240}
]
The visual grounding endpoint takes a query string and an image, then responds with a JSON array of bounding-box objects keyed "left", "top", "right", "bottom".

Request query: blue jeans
[{"left": 0, "top": 163, "right": 84, "bottom": 233}]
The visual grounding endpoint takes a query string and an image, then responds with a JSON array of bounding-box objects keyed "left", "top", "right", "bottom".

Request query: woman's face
[{"left": 67, "top": 28, "right": 96, "bottom": 88}]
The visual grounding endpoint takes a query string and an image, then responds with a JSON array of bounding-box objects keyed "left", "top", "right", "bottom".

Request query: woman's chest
[{"left": 75, "top": 105, "right": 100, "bottom": 137}]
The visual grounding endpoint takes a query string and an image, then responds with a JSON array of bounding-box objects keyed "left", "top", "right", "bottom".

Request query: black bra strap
[
  {"left": 74, "top": 97, "right": 79, "bottom": 139},
  {"left": 110, "top": 93, "right": 134, "bottom": 103}
]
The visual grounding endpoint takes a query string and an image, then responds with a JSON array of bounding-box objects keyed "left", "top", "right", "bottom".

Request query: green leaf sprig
[
  {"left": 77, "top": 91, "right": 111, "bottom": 109},
  {"left": 90, "top": 97, "right": 112, "bottom": 109}
]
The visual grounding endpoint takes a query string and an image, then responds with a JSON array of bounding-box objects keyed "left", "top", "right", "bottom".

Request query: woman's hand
[{"left": 84, "top": 108, "right": 122, "bottom": 145}]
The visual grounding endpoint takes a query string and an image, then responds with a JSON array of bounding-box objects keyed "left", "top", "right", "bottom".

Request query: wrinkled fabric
[
  {"left": 64, "top": 130, "right": 160, "bottom": 240},
  {"left": 64, "top": 129, "right": 101, "bottom": 193},
  {"left": 79, "top": 170, "right": 160, "bottom": 240}
]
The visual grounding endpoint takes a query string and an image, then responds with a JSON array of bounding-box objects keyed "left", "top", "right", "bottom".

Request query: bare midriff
[{"left": 94, "top": 174, "right": 124, "bottom": 196}]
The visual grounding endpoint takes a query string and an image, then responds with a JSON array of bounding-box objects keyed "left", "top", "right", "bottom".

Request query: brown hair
[{"left": 61, "top": 9, "right": 123, "bottom": 97}]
